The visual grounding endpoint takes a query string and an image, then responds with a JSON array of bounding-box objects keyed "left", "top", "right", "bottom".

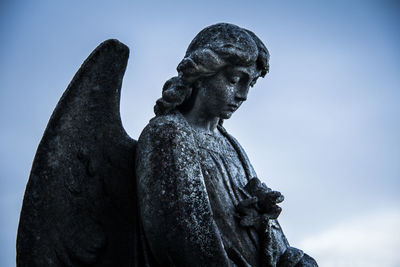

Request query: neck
[{"left": 183, "top": 109, "right": 219, "bottom": 132}]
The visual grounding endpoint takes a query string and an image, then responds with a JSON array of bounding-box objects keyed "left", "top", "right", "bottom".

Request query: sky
[{"left": 1, "top": 0, "right": 399, "bottom": 266}]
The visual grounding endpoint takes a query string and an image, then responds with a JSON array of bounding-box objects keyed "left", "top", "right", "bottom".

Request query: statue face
[{"left": 196, "top": 63, "right": 260, "bottom": 120}]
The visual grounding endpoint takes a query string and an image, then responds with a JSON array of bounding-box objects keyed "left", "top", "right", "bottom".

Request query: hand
[
  {"left": 257, "top": 190, "right": 284, "bottom": 217},
  {"left": 236, "top": 196, "right": 266, "bottom": 230},
  {"left": 245, "top": 177, "right": 284, "bottom": 215},
  {"left": 235, "top": 194, "right": 282, "bottom": 230},
  {"left": 236, "top": 178, "right": 284, "bottom": 230}
]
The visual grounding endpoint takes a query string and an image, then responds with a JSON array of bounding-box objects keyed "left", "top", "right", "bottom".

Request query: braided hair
[{"left": 154, "top": 23, "right": 270, "bottom": 116}]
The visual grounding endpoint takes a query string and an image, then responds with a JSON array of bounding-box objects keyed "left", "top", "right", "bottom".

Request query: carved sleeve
[{"left": 136, "top": 115, "right": 232, "bottom": 267}]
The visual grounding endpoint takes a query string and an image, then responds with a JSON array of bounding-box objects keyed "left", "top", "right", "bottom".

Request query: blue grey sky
[{"left": 1, "top": 1, "right": 399, "bottom": 266}]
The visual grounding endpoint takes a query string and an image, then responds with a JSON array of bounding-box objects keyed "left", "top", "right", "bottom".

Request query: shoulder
[
  {"left": 136, "top": 113, "right": 202, "bottom": 184},
  {"left": 137, "top": 113, "right": 196, "bottom": 153},
  {"left": 139, "top": 113, "right": 191, "bottom": 140},
  {"left": 142, "top": 113, "right": 188, "bottom": 134}
]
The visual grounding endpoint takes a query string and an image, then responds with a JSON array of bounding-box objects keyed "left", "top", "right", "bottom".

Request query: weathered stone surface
[
  {"left": 138, "top": 23, "right": 318, "bottom": 266},
  {"left": 18, "top": 23, "right": 318, "bottom": 267},
  {"left": 17, "top": 39, "right": 146, "bottom": 266}
]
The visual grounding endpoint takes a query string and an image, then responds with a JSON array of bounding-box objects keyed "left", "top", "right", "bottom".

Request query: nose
[{"left": 234, "top": 85, "right": 249, "bottom": 102}]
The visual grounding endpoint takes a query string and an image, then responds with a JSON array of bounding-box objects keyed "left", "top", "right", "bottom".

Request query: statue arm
[{"left": 136, "top": 116, "right": 232, "bottom": 267}]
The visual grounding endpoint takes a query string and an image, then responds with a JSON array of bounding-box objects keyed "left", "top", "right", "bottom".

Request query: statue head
[{"left": 154, "top": 23, "right": 270, "bottom": 117}]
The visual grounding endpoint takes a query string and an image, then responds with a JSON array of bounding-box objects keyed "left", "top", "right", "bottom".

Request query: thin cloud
[{"left": 299, "top": 209, "right": 400, "bottom": 267}]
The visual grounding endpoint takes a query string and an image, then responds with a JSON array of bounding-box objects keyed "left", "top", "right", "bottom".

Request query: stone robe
[{"left": 136, "top": 112, "right": 293, "bottom": 267}]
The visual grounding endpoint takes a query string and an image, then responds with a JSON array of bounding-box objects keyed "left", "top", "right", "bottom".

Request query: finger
[
  {"left": 244, "top": 178, "right": 261, "bottom": 193},
  {"left": 266, "top": 191, "right": 281, "bottom": 198},
  {"left": 260, "top": 182, "right": 271, "bottom": 191},
  {"left": 268, "top": 205, "right": 282, "bottom": 219},
  {"left": 275, "top": 194, "right": 284, "bottom": 203},
  {"left": 266, "top": 191, "right": 284, "bottom": 203}
]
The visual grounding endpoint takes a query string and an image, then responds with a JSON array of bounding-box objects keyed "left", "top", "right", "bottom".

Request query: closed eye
[{"left": 229, "top": 75, "right": 241, "bottom": 84}]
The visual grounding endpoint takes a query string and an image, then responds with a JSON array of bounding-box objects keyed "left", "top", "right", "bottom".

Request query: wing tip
[{"left": 98, "top": 38, "right": 130, "bottom": 57}]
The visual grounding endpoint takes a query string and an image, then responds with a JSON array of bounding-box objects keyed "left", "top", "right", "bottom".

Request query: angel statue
[{"left": 17, "top": 23, "right": 318, "bottom": 267}]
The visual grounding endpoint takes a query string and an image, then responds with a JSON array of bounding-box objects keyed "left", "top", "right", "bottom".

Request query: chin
[{"left": 220, "top": 112, "right": 233, "bottom": 120}]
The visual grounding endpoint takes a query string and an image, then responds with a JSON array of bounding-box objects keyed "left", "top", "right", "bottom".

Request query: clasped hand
[{"left": 236, "top": 178, "right": 284, "bottom": 231}]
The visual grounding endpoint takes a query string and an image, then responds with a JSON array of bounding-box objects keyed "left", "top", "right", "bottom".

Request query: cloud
[{"left": 298, "top": 209, "right": 400, "bottom": 267}]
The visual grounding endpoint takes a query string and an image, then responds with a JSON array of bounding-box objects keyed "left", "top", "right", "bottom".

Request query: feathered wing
[{"left": 17, "top": 39, "right": 144, "bottom": 266}]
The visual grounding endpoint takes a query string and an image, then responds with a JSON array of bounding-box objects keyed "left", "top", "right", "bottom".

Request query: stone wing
[{"left": 17, "top": 40, "right": 143, "bottom": 266}]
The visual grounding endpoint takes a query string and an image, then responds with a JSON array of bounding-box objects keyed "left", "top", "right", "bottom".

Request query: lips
[{"left": 228, "top": 104, "right": 239, "bottom": 111}]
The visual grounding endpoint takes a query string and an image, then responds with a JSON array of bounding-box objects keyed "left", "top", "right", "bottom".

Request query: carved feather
[{"left": 17, "top": 39, "right": 141, "bottom": 266}]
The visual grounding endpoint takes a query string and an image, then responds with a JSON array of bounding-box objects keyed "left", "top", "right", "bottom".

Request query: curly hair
[{"left": 154, "top": 23, "right": 270, "bottom": 116}]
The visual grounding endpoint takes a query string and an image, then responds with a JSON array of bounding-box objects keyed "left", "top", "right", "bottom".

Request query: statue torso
[{"left": 191, "top": 126, "right": 260, "bottom": 266}]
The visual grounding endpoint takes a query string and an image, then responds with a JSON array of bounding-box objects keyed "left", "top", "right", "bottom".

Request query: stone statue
[{"left": 17, "top": 23, "right": 317, "bottom": 267}]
